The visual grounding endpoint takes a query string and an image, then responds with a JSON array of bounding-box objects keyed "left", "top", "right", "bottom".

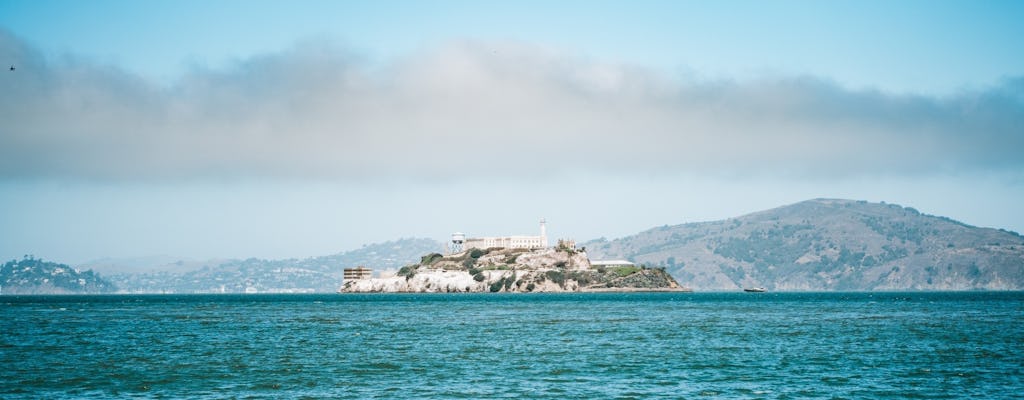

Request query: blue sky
[
  {"left": 4, "top": 0, "right": 1022, "bottom": 92},
  {"left": 1, "top": 1, "right": 1022, "bottom": 264}
]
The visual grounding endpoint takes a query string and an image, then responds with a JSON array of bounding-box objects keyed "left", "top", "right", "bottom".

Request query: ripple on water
[{"left": 1, "top": 292, "right": 1022, "bottom": 399}]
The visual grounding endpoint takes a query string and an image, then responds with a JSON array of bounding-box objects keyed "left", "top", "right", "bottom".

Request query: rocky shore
[{"left": 339, "top": 247, "right": 686, "bottom": 293}]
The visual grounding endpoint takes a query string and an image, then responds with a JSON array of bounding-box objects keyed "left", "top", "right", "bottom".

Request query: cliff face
[
  {"left": 339, "top": 248, "right": 683, "bottom": 293},
  {"left": 584, "top": 199, "right": 1024, "bottom": 291}
]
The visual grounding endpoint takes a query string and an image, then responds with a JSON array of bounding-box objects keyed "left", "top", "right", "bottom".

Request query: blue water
[{"left": 2, "top": 292, "right": 1022, "bottom": 399}]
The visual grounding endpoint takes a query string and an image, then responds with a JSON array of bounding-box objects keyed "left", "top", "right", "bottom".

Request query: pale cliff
[{"left": 339, "top": 247, "right": 683, "bottom": 293}]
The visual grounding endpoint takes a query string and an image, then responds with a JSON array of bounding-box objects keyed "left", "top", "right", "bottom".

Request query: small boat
[{"left": 744, "top": 287, "right": 767, "bottom": 293}]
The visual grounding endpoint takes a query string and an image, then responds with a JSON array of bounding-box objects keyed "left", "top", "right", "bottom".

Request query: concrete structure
[
  {"left": 590, "top": 260, "right": 635, "bottom": 268},
  {"left": 556, "top": 238, "right": 577, "bottom": 251},
  {"left": 450, "top": 232, "right": 465, "bottom": 254},
  {"left": 457, "top": 219, "right": 549, "bottom": 251},
  {"left": 344, "top": 266, "right": 373, "bottom": 281}
]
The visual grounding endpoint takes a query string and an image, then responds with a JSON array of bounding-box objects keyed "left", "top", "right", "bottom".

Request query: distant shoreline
[{"left": 579, "top": 287, "right": 693, "bottom": 293}]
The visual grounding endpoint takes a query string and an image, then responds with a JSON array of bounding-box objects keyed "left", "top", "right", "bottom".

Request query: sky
[{"left": 1, "top": 0, "right": 1022, "bottom": 265}]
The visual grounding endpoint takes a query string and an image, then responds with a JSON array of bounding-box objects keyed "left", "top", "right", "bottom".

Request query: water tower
[{"left": 450, "top": 232, "right": 465, "bottom": 254}]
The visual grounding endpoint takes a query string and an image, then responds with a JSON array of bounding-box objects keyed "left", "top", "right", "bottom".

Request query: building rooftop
[{"left": 590, "top": 259, "right": 635, "bottom": 266}]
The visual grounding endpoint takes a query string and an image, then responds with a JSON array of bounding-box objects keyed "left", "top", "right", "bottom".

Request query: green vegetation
[
  {"left": 420, "top": 253, "right": 444, "bottom": 265},
  {"left": 469, "top": 248, "right": 486, "bottom": 259},
  {"left": 861, "top": 216, "right": 925, "bottom": 245},
  {"left": 489, "top": 275, "right": 517, "bottom": 292},
  {"left": 611, "top": 266, "right": 641, "bottom": 277},
  {"left": 712, "top": 225, "right": 816, "bottom": 266},
  {"left": 544, "top": 270, "right": 565, "bottom": 285},
  {"left": 568, "top": 271, "right": 593, "bottom": 285},
  {"left": 397, "top": 265, "right": 417, "bottom": 279}
]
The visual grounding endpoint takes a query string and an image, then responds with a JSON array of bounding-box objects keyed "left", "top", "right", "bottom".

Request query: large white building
[
  {"left": 343, "top": 266, "right": 373, "bottom": 281},
  {"left": 452, "top": 219, "right": 549, "bottom": 252}
]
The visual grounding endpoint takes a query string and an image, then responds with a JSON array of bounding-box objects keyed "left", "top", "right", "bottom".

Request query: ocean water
[{"left": 2, "top": 292, "right": 1022, "bottom": 399}]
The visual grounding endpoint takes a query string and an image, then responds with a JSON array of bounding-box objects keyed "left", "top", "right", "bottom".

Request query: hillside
[
  {"left": 1, "top": 257, "right": 116, "bottom": 294},
  {"left": 106, "top": 238, "right": 442, "bottom": 293},
  {"left": 584, "top": 199, "right": 1024, "bottom": 291},
  {"left": 340, "top": 247, "right": 683, "bottom": 293}
]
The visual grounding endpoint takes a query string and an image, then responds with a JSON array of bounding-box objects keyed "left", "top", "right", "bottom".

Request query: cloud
[{"left": 1, "top": 30, "right": 1022, "bottom": 181}]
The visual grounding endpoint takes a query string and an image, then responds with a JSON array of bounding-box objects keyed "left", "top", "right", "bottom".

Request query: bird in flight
[{"left": 8, "top": 65, "right": 13, "bottom": 71}]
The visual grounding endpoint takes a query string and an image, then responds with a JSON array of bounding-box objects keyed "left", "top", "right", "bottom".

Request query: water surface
[{"left": 2, "top": 292, "right": 1022, "bottom": 398}]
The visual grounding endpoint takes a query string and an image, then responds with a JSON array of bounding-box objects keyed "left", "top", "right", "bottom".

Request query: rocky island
[{"left": 339, "top": 246, "right": 684, "bottom": 293}]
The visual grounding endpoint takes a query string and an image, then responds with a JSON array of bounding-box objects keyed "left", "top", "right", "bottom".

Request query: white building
[
  {"left": 455, "top": 219, "right": 549, "bottom": 251},
  {"left": 344, "top": 266, "right": 373, "bottom": 281},
  {"left": 590, "top": 260, "right": 635, "bottom": 268}
]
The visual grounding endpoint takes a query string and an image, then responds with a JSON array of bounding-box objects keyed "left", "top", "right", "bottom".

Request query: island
[{"left": 338, "top": 246, "right": 686, "bottom": 293}]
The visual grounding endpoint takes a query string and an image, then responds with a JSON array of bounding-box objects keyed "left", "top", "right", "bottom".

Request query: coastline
[{"left": 579, "top": 287, "right": 693, "bottom": 293}]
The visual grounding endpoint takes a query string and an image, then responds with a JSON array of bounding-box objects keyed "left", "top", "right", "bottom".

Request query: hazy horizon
[{"left": 2, "top": 1, "right": 1022, "bottom": 265}]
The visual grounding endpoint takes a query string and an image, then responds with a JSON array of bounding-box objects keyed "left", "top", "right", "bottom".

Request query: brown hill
[{"left": 584, "top": 199, "right": 1024, "bottom": 291}]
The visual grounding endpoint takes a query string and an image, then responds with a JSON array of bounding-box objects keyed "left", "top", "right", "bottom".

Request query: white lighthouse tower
[{"left": 539, "top": 218, "right": 548, "bottom": 248}]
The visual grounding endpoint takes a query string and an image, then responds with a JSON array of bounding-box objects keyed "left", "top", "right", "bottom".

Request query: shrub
[
  {"left": 420, "top": 253, "right": 444, "bottom": 265},
  {"left": 398, "top": 265, "right": 417, "bottom": 280},
  {"left": 612, "top": 266, "right": 641, "bottom": 277},
  {"left": 473, "top": 272, "right": 485, "bottom": 282},
  {"left": 545, "top": 270, "right": 565, "bottom": 285},
  {"left": 570, "top": 271, "right": 591, "bottom": 286},
  {"left": 487, "top": 274, "right": 517, "bottom": 292},
  {"left": 469, "top": 248, "right": 486, "bottom": 259},
  {"left": 526, "top": 283, "right": 536, "bottom": 292}
]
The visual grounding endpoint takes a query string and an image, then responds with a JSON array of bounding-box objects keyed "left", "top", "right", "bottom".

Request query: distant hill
[
  {"left": 583, "top": 199, "right": 1024, "bottom": 291},
  {"left": 81, "top": 255, "right": 224, "bottom": 275},
  {"left": 106, "top": 238, "right": 443, "bottom": 293},
  {"left": 1, "top": 257, "right": 116, "bottom": 294}
]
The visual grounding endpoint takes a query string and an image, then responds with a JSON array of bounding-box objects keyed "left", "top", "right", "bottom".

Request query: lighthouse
[{"left": 540, "top": 218, "right": 548, "bottom": 248}]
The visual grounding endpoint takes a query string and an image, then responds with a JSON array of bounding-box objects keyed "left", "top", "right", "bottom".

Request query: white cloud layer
[{"left": 2, "top": 31, "right": 1022, "bottom": 181}]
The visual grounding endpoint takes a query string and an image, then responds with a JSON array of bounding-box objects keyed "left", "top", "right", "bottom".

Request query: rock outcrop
[{"left": 339, "top": 247, "right": 684, "bottom": 293}]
